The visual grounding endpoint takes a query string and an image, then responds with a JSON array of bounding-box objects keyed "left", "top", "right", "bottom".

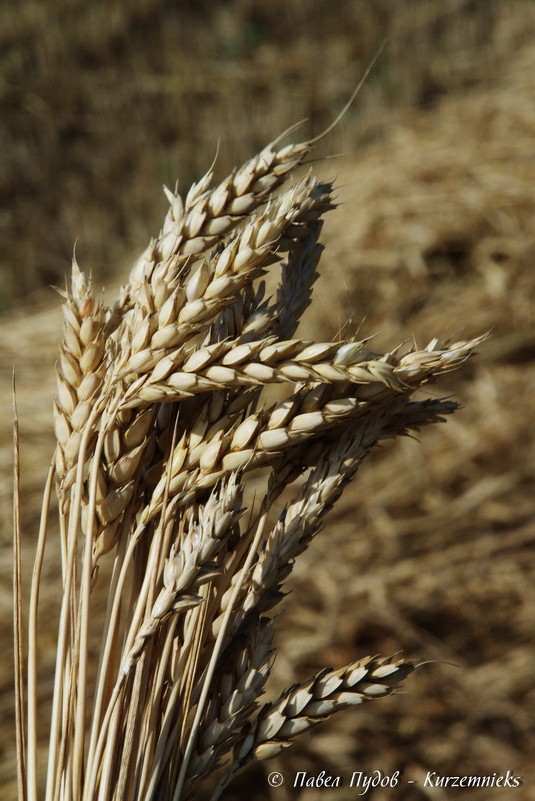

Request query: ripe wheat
[{"left": 13, "top": 124, "right": 484, "bottom": 801}]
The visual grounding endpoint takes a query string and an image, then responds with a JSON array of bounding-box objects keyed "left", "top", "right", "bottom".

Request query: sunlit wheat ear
[
  {"left": 54, "top": 259, "right": 108, "bottom": 489},
  {"left": 17, "top": 122, "right": 485, "bottom": 801},
  {"left": 210, "top": 656, "right": 415, "bottom": 800}
]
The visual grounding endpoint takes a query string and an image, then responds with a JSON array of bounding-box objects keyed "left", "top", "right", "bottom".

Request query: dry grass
[
  {"left": 2, "top": 0, "right": 534, "bottom": 308},
  {"left": 2, "top": 4, "right": 535, "bottom": 801}
]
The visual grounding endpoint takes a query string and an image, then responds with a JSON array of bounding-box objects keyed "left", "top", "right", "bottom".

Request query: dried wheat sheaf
[{"left": 15, "top": 127, "right": 485, "bottom": 801}]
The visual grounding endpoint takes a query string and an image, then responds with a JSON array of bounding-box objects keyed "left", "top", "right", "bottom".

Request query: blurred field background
[{"left": 1, "top": 0, "right": 534, "bottom": 798}]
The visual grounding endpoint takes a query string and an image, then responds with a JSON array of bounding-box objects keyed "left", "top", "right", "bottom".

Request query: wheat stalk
[{"left": 14, "top": 122, "right": 485, "bottom": 801}]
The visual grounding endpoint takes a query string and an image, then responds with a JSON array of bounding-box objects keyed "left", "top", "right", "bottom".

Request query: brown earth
[{"left": 1, "top": 3, "right": 534, "bottom": 799}]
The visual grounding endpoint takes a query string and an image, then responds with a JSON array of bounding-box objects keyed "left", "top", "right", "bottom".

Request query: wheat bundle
[{"left": 13, "top": 126, "right": 484, "bottom": 801}]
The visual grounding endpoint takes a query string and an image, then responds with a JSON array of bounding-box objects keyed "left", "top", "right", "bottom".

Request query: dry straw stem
[{"left": 16, "top": 122, "right": 484, "bottom": 801}]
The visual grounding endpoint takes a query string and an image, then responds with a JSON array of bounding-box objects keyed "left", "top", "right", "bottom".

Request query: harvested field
[{"left": 1, "top": 3, "right": 534, "bottom": 799}]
